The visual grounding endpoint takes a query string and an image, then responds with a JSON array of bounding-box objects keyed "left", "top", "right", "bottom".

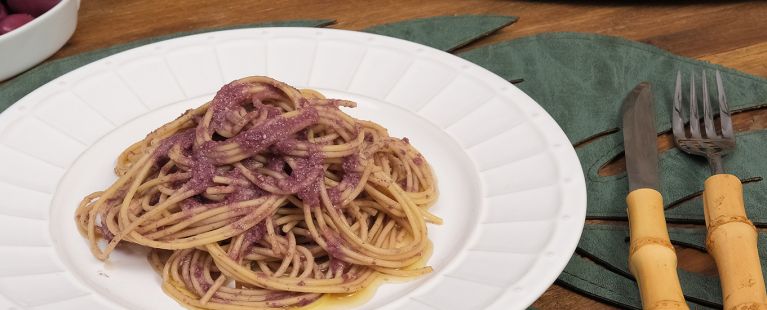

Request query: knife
[{"left": 622, "top": 82, "right": 688, "bottom": 310}]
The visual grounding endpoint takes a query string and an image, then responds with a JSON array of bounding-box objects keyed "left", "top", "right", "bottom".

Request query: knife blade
[
  {"left": 622, "top": 82, "right": 659, "bottom": 191},
  {"left": 622, "top": 82, "right": 688, "bottom": 310}
]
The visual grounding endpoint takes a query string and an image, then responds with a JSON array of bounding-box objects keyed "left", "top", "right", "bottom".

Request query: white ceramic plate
[{"left": 0, "top": 28, "right": 585, "bottom": 310}]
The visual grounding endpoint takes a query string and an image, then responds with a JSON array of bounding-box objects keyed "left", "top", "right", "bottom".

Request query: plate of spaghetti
[{"left": 0, "top": 28, "right": 585, "bottom": 310}]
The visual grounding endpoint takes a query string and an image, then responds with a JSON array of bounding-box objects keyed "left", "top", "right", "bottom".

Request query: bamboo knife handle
[
  {"left": 703, "top": 174, "right": 767, "bottom": 310},
  {"left": 627, "top": 188, "right": 689, "bottom": 310}
]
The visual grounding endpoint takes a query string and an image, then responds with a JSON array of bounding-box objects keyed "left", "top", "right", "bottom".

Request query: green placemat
[
  {"left": 4, "top": 14, "right": 767, "bottom": 310},
  {"left": 364, "top": 15, "right": 516, "bottom": 52},
  {"left": 461, "top": 32, "right": 767, "bottom": 308}
]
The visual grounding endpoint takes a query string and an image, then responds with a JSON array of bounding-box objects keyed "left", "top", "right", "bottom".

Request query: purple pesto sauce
[
  {"left": 342, "top": 155, "right": 363, "bottom": 184},
  {"left": 98, "top": 224, "right": 114, "bottom": 242},
  {"left": 297, "top": 295, "right": 321, "bottom": 307},
  {"left": 207, "top": 82, "right": 287, "bottom": 143},
  {"left": 256, "top": 101, "right": 283, "bottom": 118},
  {"left": 250, "top": 86, "right": 284, "bottom": 106},
  {"left": 329, "top": 257, "right": 349, "bottom": 275},
  {"left": 265, "top": 291, "right": 296, "bottom": 301},
  {"left": 266, "top": 157, "right": 285, "bottom": 171},
  {"left": 185, "top": 152, "right": 216, "bottom": 194},
  {"left": 244, "top": 222, "right": 267, "bottom": 244},
  {"left": 271, "top": 138, "right": 297, "bottom": 154},
  {"left": 200, "top": 282, "right": 211, "bottom": 293},
  {"left": 327, "top": 155, "right": 363, "bottom": 206},
  {"left": 341, "top": 272, "right": 354, "bottom": 282},
  {"left": 227, "top": 221, "right": 263, "bottom": 260},
  {"left": 327, "top": 188, "right": 341, "bottom": 207},
  {"left": 251, "top": 173, "right": 279, "bottom": 192},
  {"left": 231, "top": 107, "right": 319, "bottom": 156},
  {"left": 297, "top": 181, "right": 321, "bottom": 208},
  {"left": 307, "top": 98, "right": 342, "bottom": 107},
  {"left": 152, "top": 128, "right": 195, "bottom": 162},
  {"left": 223, "top": 170, "right": 266, "bottom": 203},
  {"left": 150, "top": 81, "right": 352, "bottom": 218},
  {"left": 179, "top": 199, "right": 202, "bottom": 214},
  {"left": 297, "top": 97, "right": 310, "bottom": 109},
  {"left": 230, "top": 186, "right": 265, "bottom": 203},
  {"left": 279, "top": 149, "right": 324, "bottom": 204},
  {"left": 330, "top": 114, "right": 360, "bottom": 137},
  {"left": 103, "top": 188, "right": 127, "bottom": 206},
  {"left": 208, "top": 82, "right": 251, "bottom": 134},
  {"left": 184, "top": 197, "right": 207, "bottom": 208},
  {"left": 239, "top": 142, "right": 325, "bottom": 206},
  {"left": 397, "top": 179, "right": 407, "bottom": 189},
  {"left": 192, "top": 264, "right": 207, "bottom": 294},
  {"left": 413, "top": 154, "right": 424, "bottom": 165},
  {"left": 322, "top": 229, "right": 345, "bottom": 259},
  {"left": 240, "top": 157, "right": 262, "bottom": 170}
]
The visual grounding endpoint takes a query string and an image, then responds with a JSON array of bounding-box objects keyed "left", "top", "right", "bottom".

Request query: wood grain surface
[{"left": 52, "top": 1, "right": 767, "bottom": 309}]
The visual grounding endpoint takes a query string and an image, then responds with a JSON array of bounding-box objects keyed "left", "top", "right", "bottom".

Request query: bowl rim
[{"left": 0, "top": 0, "right": 77, "bottom": 41}]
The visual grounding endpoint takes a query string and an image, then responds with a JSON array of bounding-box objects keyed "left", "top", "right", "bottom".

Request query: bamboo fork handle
[
  {"left": 627, "top": 188, "right": 689, "bottom": 310},
  {"left": 703, "top": 174, "right": 767, "bottom": 310}
]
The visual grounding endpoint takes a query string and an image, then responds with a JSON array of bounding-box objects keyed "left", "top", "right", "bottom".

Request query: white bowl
[{"left": 0, "top": 0, "right": 80, "bottom": 81}]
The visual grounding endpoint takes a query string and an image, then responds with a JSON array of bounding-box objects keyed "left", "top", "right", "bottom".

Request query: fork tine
[
  {"left": 716, "top": 70, "right": 734, "bottom": 139},
  {"left": 672, "top": 71, "right": 686, "bottom": 139},
  {"left": 689, "top": 71, "right": 701, "bottom": 138},
  {"left": 701, "top": 71, "right": 717, "bottom": 138},
  {"left": 674, "top": 70, "right": 735, "bottom": 170}
]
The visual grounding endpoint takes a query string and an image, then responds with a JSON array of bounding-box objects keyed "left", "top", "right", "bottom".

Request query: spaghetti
[{"left": 75, "top": 76, "right": 441, "bottom": 309}]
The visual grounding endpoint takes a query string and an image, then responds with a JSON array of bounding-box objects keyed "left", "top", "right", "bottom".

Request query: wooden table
[{"left": 56, "top": 1, "right": 767, "bottom": 309}]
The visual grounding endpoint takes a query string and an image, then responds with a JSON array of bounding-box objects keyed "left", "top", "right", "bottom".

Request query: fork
[{"left": 673, "top": 70, "right": 767, "bottom": 309}]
